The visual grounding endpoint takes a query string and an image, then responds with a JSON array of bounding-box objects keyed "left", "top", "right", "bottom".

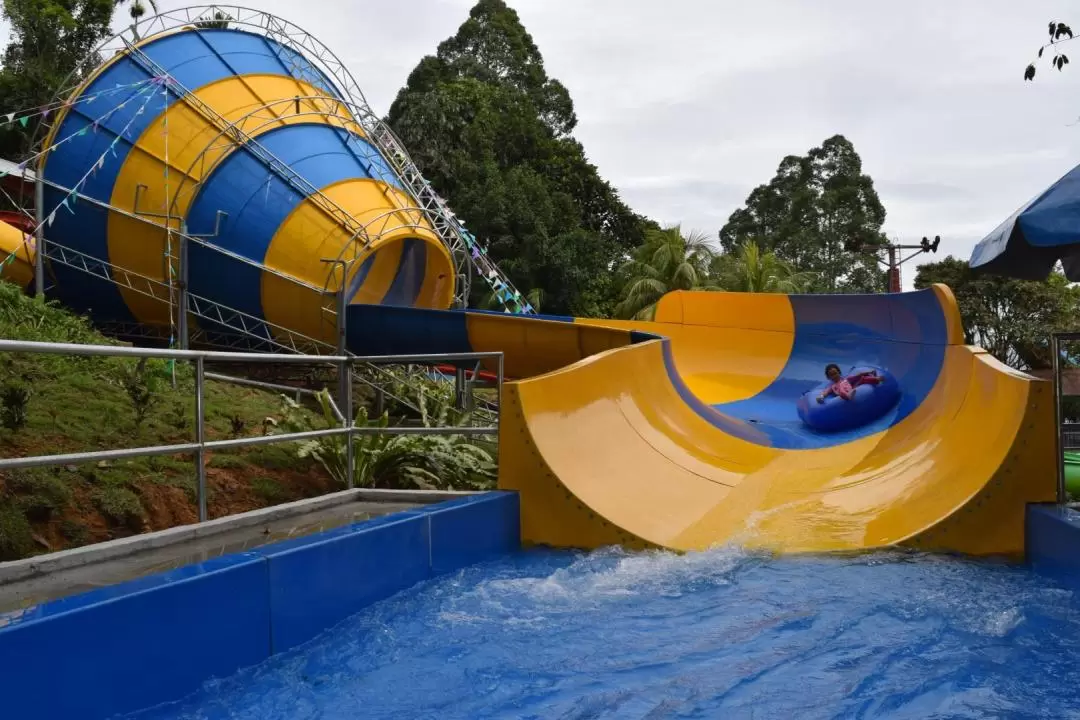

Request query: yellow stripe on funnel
[{"left": 261, "top": 179, "right": 451, "bottom": 343}]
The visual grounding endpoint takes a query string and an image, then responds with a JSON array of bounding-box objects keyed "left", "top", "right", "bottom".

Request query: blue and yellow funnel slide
[
  {"left": 3, "top": 25, "right": 1055, "bottom": 558},
  {"left": 348, "top": 285, "right": 1055, "bottom": 557},
  {"left": 21, "top": 27, "right": 454, "bottom": 341}
]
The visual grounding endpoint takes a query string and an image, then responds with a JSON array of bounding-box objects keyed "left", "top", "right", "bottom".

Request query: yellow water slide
[
  {"left": 0, "top": 220, "right": 34, "bottom": 290},
  {"left": 495, "top": 285, "right": 1055, "bottom": 556}
]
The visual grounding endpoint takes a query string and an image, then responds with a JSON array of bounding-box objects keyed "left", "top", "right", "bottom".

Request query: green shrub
[
  {"left": 59, "top": 518, "right": 90, "bottom": 546},
  {"left": 119, "top": 357, "right": 170, "bottom": 430},
  {"left": 92, "top": 486, "right": 144, "bottom": 528},
  {"left": 251, "top": 476, "right": 284, "bottom": 504},
  {"left": 0, "top": 381, "right": 30, "bottom": 433},
  {"left": 9, "top": 469, "right": 72, "bottom": 521},
  {"left": 0, "top": 502, "right": 34, "bottom": 561},
  {"left": 276, "top": 389, "right": 496, "bottom": 491}
]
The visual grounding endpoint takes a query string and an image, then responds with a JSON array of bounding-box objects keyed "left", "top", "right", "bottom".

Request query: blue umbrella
[{"left": 969, "top": 162, "right": 1080, "bottom": 280}]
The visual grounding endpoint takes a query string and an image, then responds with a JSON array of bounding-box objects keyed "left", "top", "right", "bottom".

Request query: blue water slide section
[
  {"left": 346, "top": 305, "right": 473, "bottom": 357},
  {"left": 185, "top": 123, "right": 394, "bottom": 330},
  {"left": 382, "top": 239, "right": 427, "bottom": 307},
  {"left": 704, "top": 289, "right": 949, "bottom": 450}
]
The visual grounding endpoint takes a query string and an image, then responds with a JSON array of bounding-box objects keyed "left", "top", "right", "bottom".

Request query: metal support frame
[
  {"left": 194, "top": 355, "right": 207, "bottom": 520},
  {"left": 34, "top": 5, "right": 535, "bottom": 314},
  {"left": 1053, "top": 333, "right": 1067, "bottom": 504},
  {"left": 33, "top": 172, "right": 44, "bottom": 298},
  {"left": 0, "top": 339, "right": 503, "bottom": 522}
]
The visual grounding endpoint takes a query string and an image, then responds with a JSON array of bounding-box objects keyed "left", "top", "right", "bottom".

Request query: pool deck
[{"left": 0, "top": 488, "right": 475, "bottom": 613}]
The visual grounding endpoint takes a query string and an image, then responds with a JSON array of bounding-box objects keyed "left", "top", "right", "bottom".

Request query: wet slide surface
[{"left": 348, "top": 285, "right": 1055, "bottom": 556}]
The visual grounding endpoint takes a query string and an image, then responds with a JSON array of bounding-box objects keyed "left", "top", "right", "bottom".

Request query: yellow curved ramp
[
  {"left": 0, "top": 220, "right": 35, "bottom": 289},
  {"left": 496, "top": 285, "right": 1055, "bottom": 556}
]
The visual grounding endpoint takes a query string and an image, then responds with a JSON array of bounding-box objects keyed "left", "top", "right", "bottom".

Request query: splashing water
[{"left": 129, "top": 547, "right": 1080, "bottom": 720}]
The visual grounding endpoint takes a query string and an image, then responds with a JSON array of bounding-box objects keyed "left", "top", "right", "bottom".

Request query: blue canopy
[{"left": 969, "top": 162, "right": 1080, "bottom": 280}]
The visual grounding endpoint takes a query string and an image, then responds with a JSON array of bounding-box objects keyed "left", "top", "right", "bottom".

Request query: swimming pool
[{"left": 129, "top": 546, "right": 1080, "bottom": 719}]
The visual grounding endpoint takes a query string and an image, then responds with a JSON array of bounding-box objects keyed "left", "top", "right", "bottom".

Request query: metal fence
[{"left": 0, "top": 339, "right": 503, "bottom": 522}]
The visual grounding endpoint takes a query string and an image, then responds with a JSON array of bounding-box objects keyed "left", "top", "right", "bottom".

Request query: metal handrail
[{"left": 0, "top": 340, "right": 504, "bottom": 522}]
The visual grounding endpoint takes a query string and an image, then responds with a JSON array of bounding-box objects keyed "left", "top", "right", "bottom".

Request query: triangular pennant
[
  {"left": 42, "top": 109, "right": 49, "bottom": 120},
  {"left": 3, "top": 113, "right": 12, "bottom": 124},
  {"left": 17, "top": 116, "right": 28, "bottom": 128},
  {"left": 46, "top": 211, "right": 56, "bottom": 227},
  {"left": 77, "top": 127, "right": 88, "bottom": 137}
]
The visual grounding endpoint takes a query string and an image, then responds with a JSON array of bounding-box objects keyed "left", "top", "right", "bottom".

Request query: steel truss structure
[{"left": 37, "top": 5, "right": 535, "bottom": 314}]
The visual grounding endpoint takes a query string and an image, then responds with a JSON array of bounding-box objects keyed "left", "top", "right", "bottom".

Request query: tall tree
[
  {"left": 914, "top": 256, "right": 1080, "bottom": 370},
  {"left": 386, "top": 0, "right": 650, "bottom": 316},
  {"left": 614, "top": 225, "right": 716, "bottom": 320},
  {"left": 0, "top": 0, "right": 114, "bottom": 161},
  {"left": 713, "top": 240, "right": 813, "bottom": 294},
  {"left": 719, "top": 135, "right": 888, "bottom": 294}
]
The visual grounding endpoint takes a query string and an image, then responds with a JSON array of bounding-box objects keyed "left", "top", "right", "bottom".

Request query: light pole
[{"left": 848, "top": 235, "right": 940, "bottom": 293}]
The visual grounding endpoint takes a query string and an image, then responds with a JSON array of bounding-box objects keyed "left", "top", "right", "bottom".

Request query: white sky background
[{"left": 6, "top": 0, "right": 1080, "bottom": 288}]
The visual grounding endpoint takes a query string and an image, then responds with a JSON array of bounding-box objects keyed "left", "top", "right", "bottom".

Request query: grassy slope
[{"left": 0, "top": 282, "right": 335, "bottom": 560}]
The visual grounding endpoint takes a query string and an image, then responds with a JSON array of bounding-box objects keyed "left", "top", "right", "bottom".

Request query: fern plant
[{"left": 276, "top": 389, "right": 495, "bottom": 491}]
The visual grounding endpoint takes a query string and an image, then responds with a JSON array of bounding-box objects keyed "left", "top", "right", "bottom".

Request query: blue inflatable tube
[{"left": 796, "top": 366, "right": 901, "bottom": 433}]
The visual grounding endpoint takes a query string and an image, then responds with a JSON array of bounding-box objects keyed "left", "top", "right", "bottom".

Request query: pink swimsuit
[
  {"left": 827, "top": 373, "right": 880, "bottom": 400},
  {"left": 830, "top": 378, "right": 855, "bottom": 400}
]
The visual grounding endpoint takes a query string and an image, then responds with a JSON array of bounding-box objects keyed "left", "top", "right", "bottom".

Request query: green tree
[
  {"left": 0, "top": 0, "right": 115, "bottom": 160},
  {"left": 713, "top": 240, "right": 814, "bottom": 294},
  {"left": 615, "top": 225, "right": 716, "bottom": 320},
  {"left": 386, "top": 0, "right": 650, "bottom": 316},
  {"left": 719, "top": 135, "right": 888, "bottom": 294},
  {"left": 914, "top": 256, "right": 1080, "bottom": 370}
]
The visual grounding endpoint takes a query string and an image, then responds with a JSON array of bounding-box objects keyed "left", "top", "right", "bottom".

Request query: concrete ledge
[{"left": 0, "top": 488, "right": 476, "bottom": 584}]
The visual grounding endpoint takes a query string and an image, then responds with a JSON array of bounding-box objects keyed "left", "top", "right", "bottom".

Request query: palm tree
[
  {"left": 116, "top": 0, "right": 158, "bottom": 39},
  {"left": 615, "top": 225, "right": 718, "bottom": 319},
  {"left": 714, "top": 240, "right": 814, "bottom": 294}
]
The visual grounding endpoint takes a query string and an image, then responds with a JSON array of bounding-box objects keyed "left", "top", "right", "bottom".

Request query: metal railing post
[
  {"left": 33, "top": 172, "right": 45, "bottom": 298},
  {"left": 455, "top": 367, "right": 467, "bottom": 411},
  {"left": 1054, "top": 334, "right": 1066, "bottom": 504},
  {"left": 497, "top": 352, "right": 504, "bottom": 425},
  {"left": 195, "top": 354, "right": 208, "bottom": 521},
  {"left": 343, "top": 357, "right": 355, "bottom": 489},
  {"left": 177, "top": 222, "right": 190, "bottom": 350}
]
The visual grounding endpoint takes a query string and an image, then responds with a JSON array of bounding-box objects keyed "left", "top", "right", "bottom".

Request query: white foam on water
[{"left": 479, "top": 544, "right": 762, "bottom": 606}]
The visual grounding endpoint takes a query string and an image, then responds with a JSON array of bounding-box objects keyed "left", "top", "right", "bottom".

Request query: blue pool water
[{"left": 130, "top": 547, "right": 1080, "bottom": 719}]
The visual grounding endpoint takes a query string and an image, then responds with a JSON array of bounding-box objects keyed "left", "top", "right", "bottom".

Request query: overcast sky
[{"left": 8, "top": 0, "right": 1080, "bottom": 288}]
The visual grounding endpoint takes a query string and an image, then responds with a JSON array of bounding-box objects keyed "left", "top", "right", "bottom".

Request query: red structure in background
[
  {"left": 848, "top": 236, "right": 940, "bottom": 293},
  {"left": 0, "top": 159, "right": 36, "bottom": 234}
]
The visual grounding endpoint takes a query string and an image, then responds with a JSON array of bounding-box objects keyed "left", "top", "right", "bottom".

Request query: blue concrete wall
[
  {"left": 1026, "top": 504, "right": 1080, "bottom": 590},
  {"left": 0, "top": 491, "right": 520, "bottom": 720}
]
